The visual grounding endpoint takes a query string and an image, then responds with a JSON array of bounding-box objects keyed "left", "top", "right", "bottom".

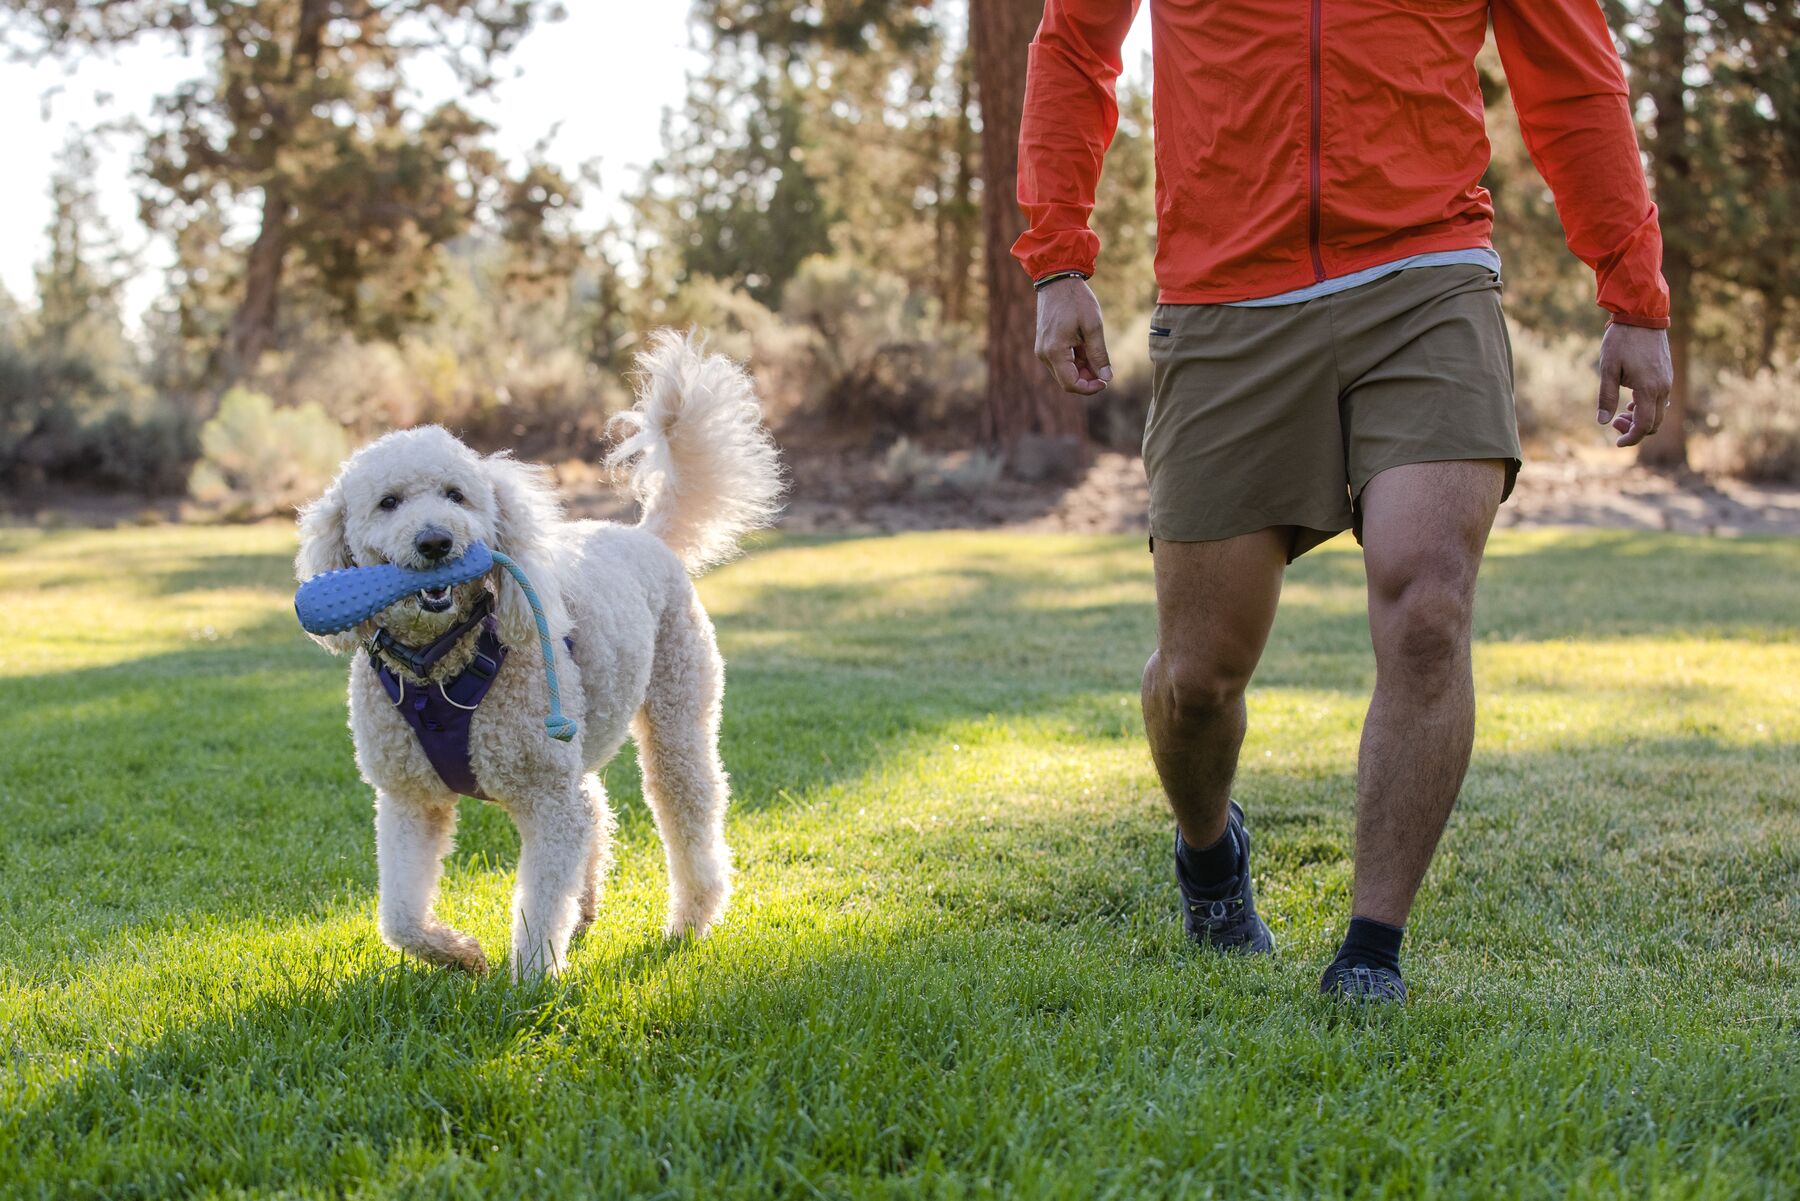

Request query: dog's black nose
[{"left": 415, "top": 528, "right": 453, "bottom": 561}]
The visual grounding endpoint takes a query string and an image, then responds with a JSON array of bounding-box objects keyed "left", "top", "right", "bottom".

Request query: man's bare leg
[
  {"left": 1322, "top": 460, "right": 1503, "bottom": 999},
  {"left": 1141, "top": 527, "right": 1290, "bottom": 850}
]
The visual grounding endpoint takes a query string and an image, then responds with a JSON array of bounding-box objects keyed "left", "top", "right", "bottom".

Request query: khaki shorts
[{"left": 1143, "top": 263, "right": 1521, "bottom": 561}]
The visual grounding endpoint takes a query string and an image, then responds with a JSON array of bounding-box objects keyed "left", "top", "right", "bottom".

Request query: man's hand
[
  {"left": 1035, "top": 276, "right": 1113, "bottom": 395},
  {"left": 1596, "top": 323, "right": 1674, "bottom": 448}
]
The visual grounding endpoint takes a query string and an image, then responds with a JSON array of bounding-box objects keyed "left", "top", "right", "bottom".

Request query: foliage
[
  {"left": 0, "top": 342, "right": 195, "bottom": 493},
  {"left": 778, "top": 254, "right": 983, "bottom": 434},
  {"left": 187, "top": 387, "right": 347, "bottom": 518},
  {"left": 1, "top": 525, "right": 1797, "bottom": 1194},
  {"left": 880, "top": 435, "right": 1003, "bottom": 496},
  {"left": 1710, "top": 359, "right": 1800, "bottom": 482},
  {"left": 2, "top": 0, "right": 565, "bottom": 384},
  {"left": 631, "top": 6, "right": 960, "bottom": 318},
  {"left": 0, "top": 141, "right": 196, "bottom": 494},
  {"left": 1508, "top": 321, "right": 1603, "bottom": 444},
  {"left": 4, "top": 0, "right": 1799, "bottom": 494}
]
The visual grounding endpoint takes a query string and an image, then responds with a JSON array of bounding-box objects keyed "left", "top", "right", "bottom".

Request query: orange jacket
[{"left": 1014, "top": 0, "right": 1670, "bottom": 327}]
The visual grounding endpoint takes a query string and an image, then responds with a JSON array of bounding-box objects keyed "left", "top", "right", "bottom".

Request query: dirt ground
[
  {"left": 724, "top": 445, "right": 1800, "bottom": 540},
  {"left": 12, "top": 446, "right": 1800, "bottom": 540}
]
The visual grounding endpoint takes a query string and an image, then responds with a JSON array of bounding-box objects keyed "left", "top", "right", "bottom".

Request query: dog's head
[{"left": 295, "top": 426, "right": 567, "bottom": 653}]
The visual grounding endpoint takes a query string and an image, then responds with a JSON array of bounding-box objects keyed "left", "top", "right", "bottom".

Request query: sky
[{"left": 0, "top": 5, "right": 1152, "bottom": 326}]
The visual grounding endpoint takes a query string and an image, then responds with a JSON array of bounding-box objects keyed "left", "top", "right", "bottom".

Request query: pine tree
[{"left": 3, "top": 0, "right": 555, "bottom": 387}]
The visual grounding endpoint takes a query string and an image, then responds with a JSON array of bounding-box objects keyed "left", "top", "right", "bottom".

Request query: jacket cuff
[{"left": 1012, "top": 228, "right": 1100, "bottom": 285}]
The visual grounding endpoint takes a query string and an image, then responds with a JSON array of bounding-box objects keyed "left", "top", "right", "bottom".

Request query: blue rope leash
[{"left": 489, "top": 549, "right": 577, "bottom": 743}]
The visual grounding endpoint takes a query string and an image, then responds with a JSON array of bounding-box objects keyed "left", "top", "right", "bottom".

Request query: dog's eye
[
  {"left": 378, "top": 495, "right": 400, "bottom": 512},
  {"left": 445, "top": 487, "right": 466, "bottom": 505}
]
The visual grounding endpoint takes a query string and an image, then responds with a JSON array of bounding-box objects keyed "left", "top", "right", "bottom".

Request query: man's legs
[
  {"left": 1141, "top": 528, "right": 1290, "bottom": 850},
  {"left": 1141, "top": 528, "right": 1289, "bottom": 952},
  {"left": 1318, "top": 459, "right": 1503, "bottom": 997}
]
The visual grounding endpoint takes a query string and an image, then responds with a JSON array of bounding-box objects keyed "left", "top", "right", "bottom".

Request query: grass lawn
[{"left": 1, "top": 522, "right": 1796, "bottom": 1199}]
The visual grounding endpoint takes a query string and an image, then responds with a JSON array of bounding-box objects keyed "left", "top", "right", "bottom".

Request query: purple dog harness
[
  {"left": 368, "top": 594, "right": 577, "bottom": 800},
  {"left": 370, "top": 597, "right": 508, "bottom": 800}
]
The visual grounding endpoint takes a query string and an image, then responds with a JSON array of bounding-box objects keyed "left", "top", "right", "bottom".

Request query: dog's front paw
[
  {"left": 442, "top": 932, "right": 490, "bottom": 975},
  {"left": 390, "top": 923, "right": 489, "bottom": 974},
  {"left": 664, "top": 887, "right": 729, "bottom": 941},
  {"left": 509, "top": 945, "right": 566, "bottom": 983}
]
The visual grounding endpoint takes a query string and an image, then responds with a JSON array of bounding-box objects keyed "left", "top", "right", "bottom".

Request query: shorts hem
[
  {"left": 1348, "top": 453, "right": 1522, "bottom": 545},
  {"left": 1148, "top": 516, "right": 1354, "bottom": 563},
  {"left": 1349, "top": 452, "right": 1522, "bottom": 507}
]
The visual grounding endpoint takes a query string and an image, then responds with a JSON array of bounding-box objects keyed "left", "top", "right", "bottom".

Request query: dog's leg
[
  {"left": 374, "top": 791, "right": 487, "bottom": 973},
  {"left": 572, "top": 772, "right": 617, "bottom": 940},
  {"left": 509, "top": 780, "right": 592, "bottom": 981},
  {"left": 632, "top": 597, "right": 733, "bottom": 939}
]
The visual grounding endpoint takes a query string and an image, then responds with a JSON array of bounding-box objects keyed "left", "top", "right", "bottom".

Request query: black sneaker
[
  {"left": 1175, "top": 801, "right": 1274, "bottom": 954},
  {"left": 1320, "top": 962, "right": 1408, "bottom": 1003}
]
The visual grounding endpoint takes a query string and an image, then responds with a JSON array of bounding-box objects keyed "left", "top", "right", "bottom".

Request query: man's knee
[
  {"left": 1143, "top": 648, "right": 1254, "bottom": 728},
  {"left": 1371, "top": 567, "right": 1475, "bottom": 676}
]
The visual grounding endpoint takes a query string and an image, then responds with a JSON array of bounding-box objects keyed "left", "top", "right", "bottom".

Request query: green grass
[{"left": 1, "top": 523, "right": 1796, "bottom": 1200}]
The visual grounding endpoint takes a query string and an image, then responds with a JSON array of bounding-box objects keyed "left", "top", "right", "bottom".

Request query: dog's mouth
[{"left": 417, "top": 585, "right": 454, "bottom": 613}]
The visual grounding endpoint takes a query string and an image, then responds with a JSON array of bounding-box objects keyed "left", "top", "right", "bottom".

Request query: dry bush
[
  {"left": 880, "top": 436, "right": 1003, "bottom": 497},
  {"left": 280, "top": 337, "right": 421, "bottom": 431},
  {"left": 778, "top": 255, "right": 983, "bottom": 435},
  {"left": 1509, "top": 320, "right": 1599, "bottom": 443},
  {"left": 0, "top": 344, "right": 195, "bottom": 494},
  {"left": 1710, "top": 360, "right": 1800, "bottom": 482},
  {"left": 1088, "top": 311, "right": 1155, "bottom": 450},
  {"left": 188, "top": 388, "right": 348, "bottom": 519},
  {"left": 649, "top": 276, "right": 815, "bottom": 415},
  {"left": 272, "top": 335, "right": 623, "bottom": 456}
]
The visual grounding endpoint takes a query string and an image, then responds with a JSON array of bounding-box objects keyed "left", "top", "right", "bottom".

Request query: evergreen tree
[{"left": 3, "top": 0, "right": 557, "bottom": 386}]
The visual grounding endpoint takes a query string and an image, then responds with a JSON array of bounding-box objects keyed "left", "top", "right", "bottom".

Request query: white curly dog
[{"left": 295, "top": 333, "right": 783, "bottom": 980}]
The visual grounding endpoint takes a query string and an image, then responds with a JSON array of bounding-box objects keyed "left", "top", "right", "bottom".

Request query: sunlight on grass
[{"left": 1, "top": 523, "right": 1795, "bottom": 1197}]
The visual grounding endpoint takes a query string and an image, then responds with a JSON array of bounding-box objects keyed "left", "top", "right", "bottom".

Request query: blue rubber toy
[
  {"left": 295, "top": 542, "right": 495, "bottom": 635},
  {"left": 295, "top": 541, "right": 576, "bottom": 743}
]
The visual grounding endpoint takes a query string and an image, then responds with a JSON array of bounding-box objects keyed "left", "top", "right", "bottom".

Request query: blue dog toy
[
  {"left": 295, "top": 542, "right": 495, "bottom": 635},
  {"left": 296, "top": 541, "right": 576, "bottom": 742}
]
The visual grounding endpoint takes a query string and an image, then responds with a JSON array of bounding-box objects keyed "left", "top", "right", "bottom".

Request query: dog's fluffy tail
[{"left": 608, "top": 330, "right": 785, "bottom": 573}]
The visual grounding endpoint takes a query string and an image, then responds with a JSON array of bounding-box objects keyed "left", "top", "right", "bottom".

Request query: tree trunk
[
  {"left": 221, "top": 182, "right": 290, "bottom": 383},
  {"left": 218, "top": 0, "right": 331, "bottom": 387},
  {"left": 944, "top": 58, "right": 977, "bottom": 328},
  {"left": 970, "top": 0, "right": 1087, "bottom": 467},
  {"left": 1758, "top": 284, "right": 1784, "bottom": 371},
  {"left": 1640, "top": 0, "right": 1692, "bottom": 470}
]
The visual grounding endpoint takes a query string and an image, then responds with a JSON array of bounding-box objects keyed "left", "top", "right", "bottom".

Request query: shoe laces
[
  {"left": 1186, "top": 893, "right": 1245, "bottom": 928},
  {"left": 1339, "top": 964, "right": 1405, "bottom": 1000}
]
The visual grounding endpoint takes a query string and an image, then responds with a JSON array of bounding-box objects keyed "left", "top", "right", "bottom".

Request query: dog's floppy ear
[
  {"left": 484, "top": 452, "right": 569, "bottom": 648},
  {"left": 294, "top": 478, "right": 367, "bottom": 654}
]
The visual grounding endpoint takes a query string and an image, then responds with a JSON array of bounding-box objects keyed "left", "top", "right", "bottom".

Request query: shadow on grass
[
  {"left": 7, "top": 848, "right": 1797, "bottom": 1199},
  {"left": 7, "top": 529, "right": 1795, "bottom": 968}
]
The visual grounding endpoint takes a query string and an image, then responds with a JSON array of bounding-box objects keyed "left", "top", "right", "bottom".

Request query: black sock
[
  {"left": 1327, "top": 916, "right": 1405, "bottom": 976},
  {"left": 1175, "top": 822, "right": 1239, "bottom": 889}
]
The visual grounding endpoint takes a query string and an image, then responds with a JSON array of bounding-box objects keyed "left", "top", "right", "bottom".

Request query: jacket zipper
[{"left": 1307, "top": 0, "right": 1326, "bottom": 282}]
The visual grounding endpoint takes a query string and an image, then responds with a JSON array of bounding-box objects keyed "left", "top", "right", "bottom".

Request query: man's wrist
[{"left": 1033, "top": 270, "right": 1090, "bottom": 292}]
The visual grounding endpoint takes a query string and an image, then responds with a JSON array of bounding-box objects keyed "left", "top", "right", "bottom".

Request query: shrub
[
  {"left": 87, "top": 400, "right": 198, "bottom": 494},
  {"left": 1509, "top": 320, "right": 1599, "bottom": 443},
  {"left": 1711, "top": 360, "right": 1800, "bottom": 482},
  {"left": 0, "top": 343, "right": 196, "bottom": 494},
  {"left": 778, "top": 255, "right": 983, "bottom": 435},
  {"left": 1087, "top": 311, "right": 1154, "bottom": 451},
  {"left": 281, "top": 337, "right": 421, "bottom": 432},
  {"left": 188, "top": 388, "right": 348, "bottom": 519},
  {"left": 265, "top": 333, "right": 624, "bottom": 459},
  {"left": 881, "top": 436, "right": 1004, "bottom": 498},
  {"left": 638, "top": 277, "right": 814, "bottom": 419}
]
